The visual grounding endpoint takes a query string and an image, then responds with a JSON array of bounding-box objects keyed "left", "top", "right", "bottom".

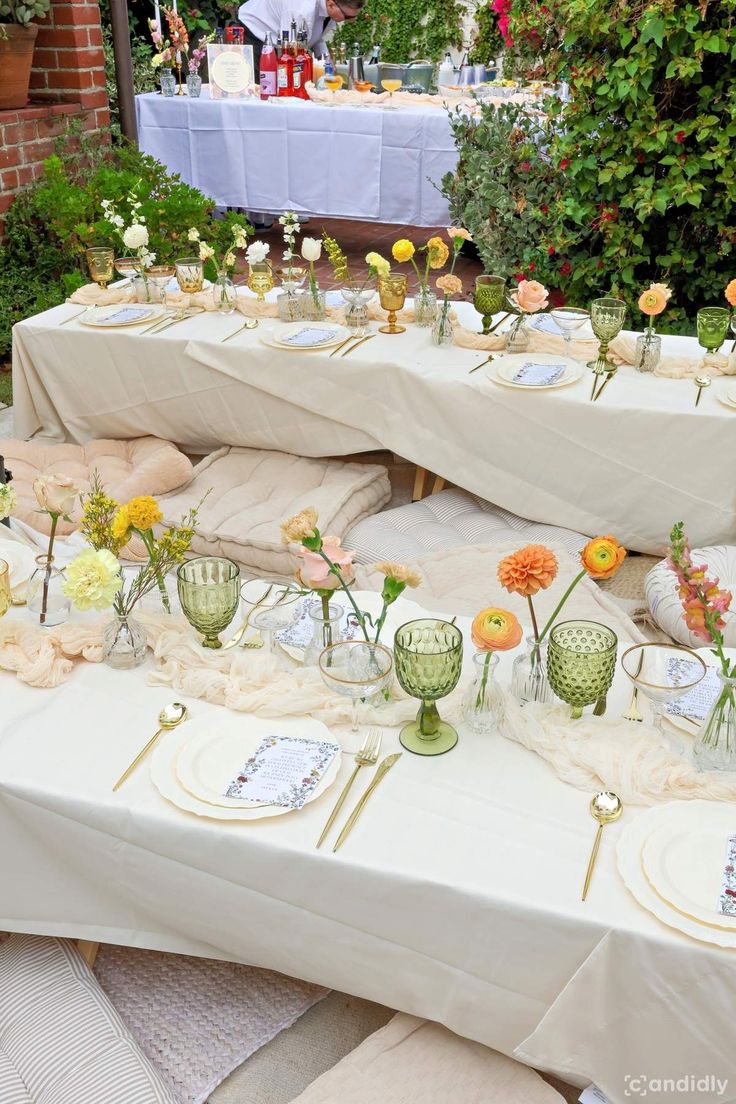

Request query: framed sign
[{"left": 207, "top": 43, "right": 257, "bottom": 99}]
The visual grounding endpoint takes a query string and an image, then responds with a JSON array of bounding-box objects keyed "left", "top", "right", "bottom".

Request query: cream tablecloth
[
  {"left": 12, "top": 298, "right": 736, "bottom": 554},
  {"left": 1, "top": 556, "right": 736, "bottom": 1104}
]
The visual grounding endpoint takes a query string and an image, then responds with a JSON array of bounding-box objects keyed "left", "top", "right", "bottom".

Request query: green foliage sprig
[{"left": 468, "top": 2, "right": 504, "bottom": 65}]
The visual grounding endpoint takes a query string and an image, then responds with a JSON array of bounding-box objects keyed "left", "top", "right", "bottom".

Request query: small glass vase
[
  {"left": 693, "top": 671, "right": 736, "bottom": 772},
  {"left": 506, "top": 315, "right": 530, "bottom": 352},
  {"left": 102, "top": 613, "right": 148, "bottom": 671},
  {"left": 299, "top": 287, "right": 327, "bottom": 321},
  {"left": 303, "top": 601, "right": 343, "bottom": 667},
  {"left": 27, "top": 555, "right": 70, "bottom": 627},
  {"left": 341, "top": 286, "right": 374, "bottom": 333},
  {"left": 431, "top": 311, "right": 454, "bottom": 347},
  {"left": 277, "top": 290, "right": 302, "bottom": 321},
  {"left": 511, "top": 635, "right": 555, "bottom": 706},
  {"left": 414, "top": 287, "right": 438, "bottom": 327},
  {"left": 635, "top": 331, "right": 661, "bottom": 373},
  {"left": 213, "top": 269, "right": 237, "bottom": 314},
  {"left": 463, "top": 652, "right": 503, "bottom": 734},
  {"left": 186, "top": 72, "right": 202, "bottom": 98},
  {"left": 131, "top": 274, "right": 156, "bottom": 303},
  {"left": 160, "top": 69, "right": 176, "bottom": 97}
]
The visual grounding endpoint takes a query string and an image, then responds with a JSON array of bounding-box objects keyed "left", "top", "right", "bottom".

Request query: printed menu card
[{"left": 224, "top": 734, "right": 339, "bottom": 809}]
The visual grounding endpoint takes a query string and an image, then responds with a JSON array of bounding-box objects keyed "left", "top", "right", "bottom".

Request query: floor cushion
[
  {"left": 288, "top": 1013, "right": 565, "bottom": 1103},
  {"left": 645, "top": 545, "right": 736, "bottom": 647},
  {"left": 2, "top": 438, "right": 193, "bottom": 537},
  {"left": 0, "top": 934, "right": 176, "bottom": 1104},
  {"left": 160, "top": 447, "right": 390, "bottom": 578},
  {"left": 344, "top": 489, "right": 588, "bottom": 564}
]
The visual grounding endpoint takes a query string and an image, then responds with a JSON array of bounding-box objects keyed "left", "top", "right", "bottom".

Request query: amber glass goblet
[
  {"left": 378, "top": 272, "right": 407, "bottom": 334},
  {"left": 86, "top": 247, "right": 115, "bottom": 290}
]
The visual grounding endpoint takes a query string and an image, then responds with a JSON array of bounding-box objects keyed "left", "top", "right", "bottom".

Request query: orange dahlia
[
  {"left": 581, "top": 535, "right": 626, "bottom": 579},
  {"left": 497, "top": 544, "right": 559, "bottom": 597}
]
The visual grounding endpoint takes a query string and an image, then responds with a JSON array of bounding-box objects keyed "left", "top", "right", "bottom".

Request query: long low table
[
  {"left": 135, "top": 89, "right": 456, "bottom": 226},
  {"left": 12, "top": 299, "right": 736, "bottom": 554}
]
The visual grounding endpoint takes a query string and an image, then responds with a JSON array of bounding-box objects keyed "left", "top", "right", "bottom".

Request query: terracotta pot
[{"left": 0, "top": 23, "right": 39, "bottom": 111}]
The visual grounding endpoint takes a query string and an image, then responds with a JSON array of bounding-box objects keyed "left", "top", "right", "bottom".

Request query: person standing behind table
[{"left": 237, "top": 0, "right": 365, "bottom": 77}]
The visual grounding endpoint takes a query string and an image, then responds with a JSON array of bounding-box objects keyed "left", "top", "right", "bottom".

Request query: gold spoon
[
  {"left": 694, "top": 374, "right": 711, "bottom": 407},
  {"left": 222, "top": 318, "right": 259, "bottom": 342},
  {"left": 112, "top": 702, "right": 188, "bottom": 791},
  {"left": 582, "top": 791, "right": 623, "bottom": 901}
]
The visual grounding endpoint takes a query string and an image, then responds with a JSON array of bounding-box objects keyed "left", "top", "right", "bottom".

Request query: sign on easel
[{"left": 207, "top": 44, "right": 258, "bottom": 98}]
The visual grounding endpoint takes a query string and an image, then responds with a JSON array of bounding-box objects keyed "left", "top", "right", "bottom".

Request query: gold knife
[
  {"left": 59, "top": 307, "right": 90, "bottom": 327},
  {"left": 594, "top": 368, "right": 617, "bottom": 401},
  {"left": 341, "top": 333, "right": 375, "bottom": 358},
  {"left": 329, "top": 334, "right": 356, "bottom": 357},
  {"left": 149, "top": 312, "right": 195, "bottom": 336},
  {"left": 140, "top": 310, "right": 176, "bottom": 334},
  {"left": 332, "top": 752, "right": 401, "bottom": 852}
]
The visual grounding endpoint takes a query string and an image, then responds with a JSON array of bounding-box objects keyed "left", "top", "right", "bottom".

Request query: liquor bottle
[
  {"left": 278, "top": 29, "right": 293, "bottom": 96},
  {"left": 368, "top": 43, "right": 381, "bottom": 65},
  {"left": 291, "top": 22, "right": 306, "bottom": 97},
  {"left": 295, "top": 27, "right": 313, "bottom": 94},
  {"left": 260, "top": 31, "right": 278, "bottom": 99},
  {"left": 338, "top": 42, "right": 347, "bottom": 65}
]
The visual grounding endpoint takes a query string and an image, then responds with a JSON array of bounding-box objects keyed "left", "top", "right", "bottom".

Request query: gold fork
[
  {"left": 341, "top": 333, "right": 375, "bottom": 357},
  {"left": 622, "top": 650, "right": 645, "bottom": 722},
  {"left": 316, "top": 726, "right": 381, "bottom": 848}
]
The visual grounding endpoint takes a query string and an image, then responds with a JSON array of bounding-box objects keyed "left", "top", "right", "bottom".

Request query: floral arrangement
[
  {"left": 0, "top": 483, "right": 16, "bottom": 522},
  {"left": 638, "top": 282, "right": 672, "bottom": 364},
  {"left": 188, "top": 31, "right": 214, "bottom": 75},
  {"left": 149, "top": 7, "right": 189, "bottom": 69},
  {"left": 187, "top": 220, "right": 250, "bottom": 275},
  {"left": 33, "top": 474, "right": 79, "bottom": 624},
  {"left": 390, "top": 233, "right": 451, "bottom": 294},
  {"left": 471, "top": 605, "right": 522, "bottom": 706},
  {"left": 101, "top": 192, "right": 156, "bottom": 271},
  {"left": 281, "top": 508, "right": 421, "bottom": 645},
  {"left": 433, "top": 227, "right": 471, "bottom": 342},
  {"left": 301, "top": 237, "right": 323, "bottom": 311},
  {"left": 506, "top": 278, "right": 549, "bottom": 344},
  {"left": 322, "top": 233, "right": 388, "bottom": 294}
]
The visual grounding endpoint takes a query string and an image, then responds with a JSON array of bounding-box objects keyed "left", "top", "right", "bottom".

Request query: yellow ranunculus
[
  {"left": 111, "top": 505, "right": 131, "bottom": 544},
  {"left": 62, "top": 548, "right": 121, "bottom": 612},
  {"left": 126, "top": 495, "right": 163, "bottom": 531},
  {"left": 391, "top": 239, "right": 415, "bottom": 264}
]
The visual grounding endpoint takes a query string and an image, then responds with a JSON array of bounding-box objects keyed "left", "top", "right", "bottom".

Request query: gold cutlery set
[{"left": 329, "top": 333, "right": 376, "bottom": 358}]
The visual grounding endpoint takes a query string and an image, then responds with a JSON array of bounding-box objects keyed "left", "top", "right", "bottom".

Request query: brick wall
[{"left": 0, "top": 0, "right": 110, "bottom": 232}]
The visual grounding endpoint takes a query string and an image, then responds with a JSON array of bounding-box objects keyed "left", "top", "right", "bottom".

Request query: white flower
[
  {"left": 188, "top": 227, "right": 200, "bottom": 242},
  {"left": 301, "top": 237, "right": 322, "bottom": 262},
  {"left": 232, "top": 226, "right": 249, "bottom": 249},
  {"left": 33, "top": 473, "right": 78, "bottom": 517},
  {"left": 123, "top": 223, "right": 149, "bottom": 250},
  {"left": 199, "top": 242, "right": 215, "bottom": 261},
  {"left": 62, "top": 548, "right": 121, "bottom": 612},
  {"left": 111, "top": 214, "right": 124, "bottom": 229},
  {"left": 0, "top": 484, "right": 16, "bottom": 521},
  {"left": 283, "top": 249, "right": 294, "bottom": 262},
  {"left": 223, "top": 251, "right": 236, "bottom": 268},
  {"left": 246, "top": 241, "right": 270, "bottom": 264},
  {"left": 141, "top": 250, "right": 156, "bottom": 268}
]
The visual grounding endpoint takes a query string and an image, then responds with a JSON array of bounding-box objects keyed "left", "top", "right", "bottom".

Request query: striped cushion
[
  {"left": 344, "top": 489, "right": 588, "bottom": 564},
  {"left": 0, "top": 935, "right": 176, "bottom": 1104}
]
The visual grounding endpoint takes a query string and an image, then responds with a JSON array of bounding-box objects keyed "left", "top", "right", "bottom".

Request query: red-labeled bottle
[
  {"left": 277, "top": 29, "right": 293, "bottom": 96},
  {"left": 259, "top": 32, "right": 277, "bottom": 99},
  {"left": 295, "top": 27, "right": 312, "bottom": 96}
]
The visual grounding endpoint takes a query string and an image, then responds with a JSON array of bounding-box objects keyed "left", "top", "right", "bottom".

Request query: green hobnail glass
[
  {"left": 177, "top": 556, "right": 241, "bottom": 649},
  {"left": 547, "top": 620, "right": 618, "bottom": 719},
  {"left": 474, "top": 275, "right": 506, "bottom": 335},
  {"left": 394, "top": 618, "right": 463, "bottom": 755},
  {"left": 696, "top": 307, "right": 730, "bottom": 355},
  {"left": 587, "top": 297, "right": 627, "bottom": 388}
]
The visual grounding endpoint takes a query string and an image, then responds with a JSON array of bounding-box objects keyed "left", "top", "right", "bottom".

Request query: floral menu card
[
  {"left": 276, "top": 597, "right": 361, "bottom": 651},
  {"left": 283, "top": 327, "right": 338, "bottom": 347},
  {"left": 512, "top": 361, "right": 566, "bottom": 386},
  {"left": 224, "top": 734, "right": 339, "bottom": 809},
  {"left": 102, "top": 306, "right": 153, "bottom": 324},
  {"left": 664, "top": 657, "right": 720, "bottom": 722},
  {"left": 719, "top": 835, "right": 736, "bottom": 916}
]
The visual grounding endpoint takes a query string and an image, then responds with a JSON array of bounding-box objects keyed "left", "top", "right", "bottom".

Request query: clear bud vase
[
  {"left": 463, "top": 652, "right": 503, "bottom": 734},
  {"left": 431, "top": 310, "right": 454, "bottom": 347},
  {"left": 186, "top": 72, "right": 202, "bottom": 98},
  {"left": 506, "top": 315, "right": 530, "bottom": 352},
  {"left": 213, "top": 270, "right": 237, "bottom": 314},
  {"left": 693, "top": 671, "right": 736, "bottom": 772},
  {"left": 414, "top": 287, "right": 438, "bottom": 327},
  {"left": 299, "top": 287, "right": 326, "bottom": 321},
  {"left": 160, "top": 69, "right": 176, "bottom": 97},
  {"left": 102, "top": 613, "right": 148, "bottom": 670},
  {"left": 635, "top": 331, "right": 661, "bottom": 373},
  {"left": 511, "top": 635, "right": 555, "bottom": 706},
  {"left": 27, "top": 555, "right": 70, "bottom": 627},
  {"left": 303, "top": 601, "right": 343, "bottom": 667}
]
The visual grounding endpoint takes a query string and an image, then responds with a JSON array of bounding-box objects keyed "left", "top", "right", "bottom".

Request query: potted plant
[{"left": 0, "top": 0, "right": 50, "bottom": 110}]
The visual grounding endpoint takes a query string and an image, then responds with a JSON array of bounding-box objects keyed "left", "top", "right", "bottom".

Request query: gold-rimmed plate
[
  {"left": 643, "top": 816, "right": 736, "bottom": 933},
  {"left": 485, "top": 352, "right": 583, "bottom": 390},
  {"left": 260, "top": 322, "right": 350, "bottom": 352},
  {"left": 79, "top": 304, "right": 164, "bottom": 328}
]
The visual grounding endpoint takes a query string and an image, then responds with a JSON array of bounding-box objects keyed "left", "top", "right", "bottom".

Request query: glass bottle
[
  {"left": 414, "top": 286, "right": 438, "bottom": 327},
  {"left": 102, "top": 613, "right": 148, "bottom": 670},
  {"left": 278, "top": 29, "right": 293, "bottom": 96},
  {"left": 160, "top": 69, "right": 176, "bottom": 97},
  {"left": 259, "top": 32, "right": 278, "bottom": 99},
  {"left": 27, "top": 555, "right": 70, "bottom": 627},
  {"left": 186, "top": 72, "right": 202, "bottom": 98},
  {"left": 463, "top": 652, "right": 503, "bottom": 734},
  {"left": 304, "top": 602, "right": 343, "bottom": 666},
  {"left": 693, "top": 670, "right": 736, "bottom": 772},
  {"left": 213, "top": 269, "right": 237, "bottom": 314},
  {"left": 511, "top": 635, "right": 555, "bottom": 706}
]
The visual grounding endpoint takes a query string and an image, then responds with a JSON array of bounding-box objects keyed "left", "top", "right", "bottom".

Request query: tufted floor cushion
[
  {"left": 0, "top": 934, "right": 176, "bottom": 1104},
  {"left": 2, "top": 438, "right": 193, "bottom": 537},
  {"left": 645, "top": 545, "right": 736, "bottom": 647},
  {"left": 344, "top": 489, "right": 588, "bottom": 565},
  {"left": 160, "top": 447, "right": 391, "bottom": 577}
]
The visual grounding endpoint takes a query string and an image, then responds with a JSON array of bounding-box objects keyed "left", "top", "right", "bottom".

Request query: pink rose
[
  {"left": 515, "top": 279, "right": 549, "bottom": 313},
  {"left": 297, "top": 537, "right": 355, "bottom": 591},
  {"left": 33, "top": 473, "right": 78, "bottom": 516}
]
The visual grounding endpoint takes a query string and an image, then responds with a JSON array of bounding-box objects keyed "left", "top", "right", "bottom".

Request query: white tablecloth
[
  {"left": 12, "top": 300, "right": 736, "bottom": 554},
  {"left": 135, "top": 90, "right": 456, "bottom": 226},
  {"left": 1, "top": 580, "right": 735, "bottom": 1104}
]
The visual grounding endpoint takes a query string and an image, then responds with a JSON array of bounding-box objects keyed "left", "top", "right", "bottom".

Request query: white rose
[
  {"left": 301, "top": 237, "right": 322, "bottom": 262},
  {"left": 33, "top": 473, "right": 78, "bottom": 517},
  {"left": 188, "top": 228, "right": 200, "bottom": 241},
  {"left": 199, "top": 243, "right": 215, "bottom": 261},
  {"left": 123, "top": 223, "right": 149, "bottom": 250},
  {"left": 246, "top": 241, "right": 270, "bottom": 264}
]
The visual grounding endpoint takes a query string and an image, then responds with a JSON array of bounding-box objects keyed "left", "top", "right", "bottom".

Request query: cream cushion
[
  {"left": 289, "top": 1013, "right": 565, "bottom": 1103},
  {"left": 2, "top": 438, "right": 193, "bottom": 537},
  {"left": 0, "top": 934, "right": 176, "bottom": 1104},
  {"left": 645, "top": 545, "right": 736, "bottom": 647},
  {"left": 160, "top": 447, "right": 391, "bottom": 577}
]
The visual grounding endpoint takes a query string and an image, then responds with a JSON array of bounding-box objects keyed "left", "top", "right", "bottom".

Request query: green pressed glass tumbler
[
  {"left": 547, "top": 620, "right": 618, "bottom": 720},
  {"left": 177, "top": 556, "right": 240, "bottom": 649},
  {"left": 394, "top": 618, "right": 463, "bottom": 755},
  {"left": 696, "top": 307, "right": 730, "bottom": 355},
  {"left": 474, "top": 275, "right": 506, "bottom": 335},
  {"left": 588, "top": 297, "right": 626, "bottom": 392}
]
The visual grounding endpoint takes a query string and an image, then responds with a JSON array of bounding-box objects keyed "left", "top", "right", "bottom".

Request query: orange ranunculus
[
  {"left": 471, "top": 607, "right": 523, "bottom": 651},
  {"left": 581, "top": 535, "right": 627, "bottom": 579},
  {"left": 638, "top": 285, "right": 668, "bottom": 316},
  {"left": 725, "top": 279, "right": 736, "bottom": 308},
  {"left": 497, "top": 544, "right": 559, "bottom": 597}
]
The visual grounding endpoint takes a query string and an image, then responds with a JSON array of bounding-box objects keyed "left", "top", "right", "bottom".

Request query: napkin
[
  {"left": 224, "top": 733, "right": 340, "bottom": 808},
  {"left": 512, "top": 361, "right": 566, "bottom": 386}
]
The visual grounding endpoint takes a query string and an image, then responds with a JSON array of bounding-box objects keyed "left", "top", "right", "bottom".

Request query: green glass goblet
[
  {"left": 697, "top": 307, "right": 730, "bottom": 355},
  {"left": 588, "top": 297, "right": 626, "bottom": 398},
  {"left": 547, "top": 620, "right": 618, "bottom": 720},
  {"left": 394, "top": 618, "right": 463, "bottom": 755},
  {"left": 177, "top": 556, "right": 241, "bottom": 649},
  {"left": 474, "top": 275, "right": 506, "bottom": 335}
]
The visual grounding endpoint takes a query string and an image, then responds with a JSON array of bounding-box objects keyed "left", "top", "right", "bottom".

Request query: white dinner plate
[
  {"left": 485, "top": 352, "right": 582, "bottom": 390},
  {"left": 718, "top": 388, "right": 736, "bottom": 411},
  {"left": 643, "top": 816, "right": 736, "bottom": 932},
  {"left": 79, "top": 304, "right": 163, "bottom": 328},
  {"left": 617, "top": 801, "right": 736, "bottom": 948},
  {"left": 151, "top": 712, "right": 341, "bottom": 820},
  {"left": 260, "top": 322, "right": 350, "bottom": 351},
  {"left": 0, "top": 539, "right": 36, "bottom": 591}
]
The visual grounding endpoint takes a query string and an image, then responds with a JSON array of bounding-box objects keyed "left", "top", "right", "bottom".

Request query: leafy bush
[
  {"left": 468, "top": 2, "right": 505, "bottom": 65},
  {"left": 330, "top": 0, "right": 465, "bottom": 62}
]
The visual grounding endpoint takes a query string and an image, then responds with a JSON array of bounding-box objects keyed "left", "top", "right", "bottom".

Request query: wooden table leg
[
  {"left": 412, "top": 466, "right": 428, "bottom": 501},
  {"left": 431, "top": 475, "right": 446, "bottom": 495},
  {"left": 77, "top": 940, "right": 100, "bottom": 969}
]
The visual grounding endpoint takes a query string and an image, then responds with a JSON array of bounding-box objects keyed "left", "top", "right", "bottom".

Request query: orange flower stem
[
  {"left": 476, "top": 650, "right": 492, "bottom": 710},
  {"left": 527, "top": 595, "right": 540, "bottom": 643},
  {"left": 538, "top": 569, "right": 586, "bottom": 643}
]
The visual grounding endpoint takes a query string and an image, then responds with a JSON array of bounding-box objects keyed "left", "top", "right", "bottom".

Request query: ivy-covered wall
[{"left": 330, "top": 0, "right": 466, "bottom": 62}]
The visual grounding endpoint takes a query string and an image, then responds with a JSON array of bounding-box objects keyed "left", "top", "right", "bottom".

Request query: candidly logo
[{"left": 624, "top": 1075, "right": 729, "bottom": 1098}]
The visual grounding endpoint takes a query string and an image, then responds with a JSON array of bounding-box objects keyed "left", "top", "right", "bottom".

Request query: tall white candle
[
  {"left": 172, "top": 0, "right": 177, "bottom": 12},
  {"left": 153, "top": 0, "right": 161, "bottom": 32}
]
